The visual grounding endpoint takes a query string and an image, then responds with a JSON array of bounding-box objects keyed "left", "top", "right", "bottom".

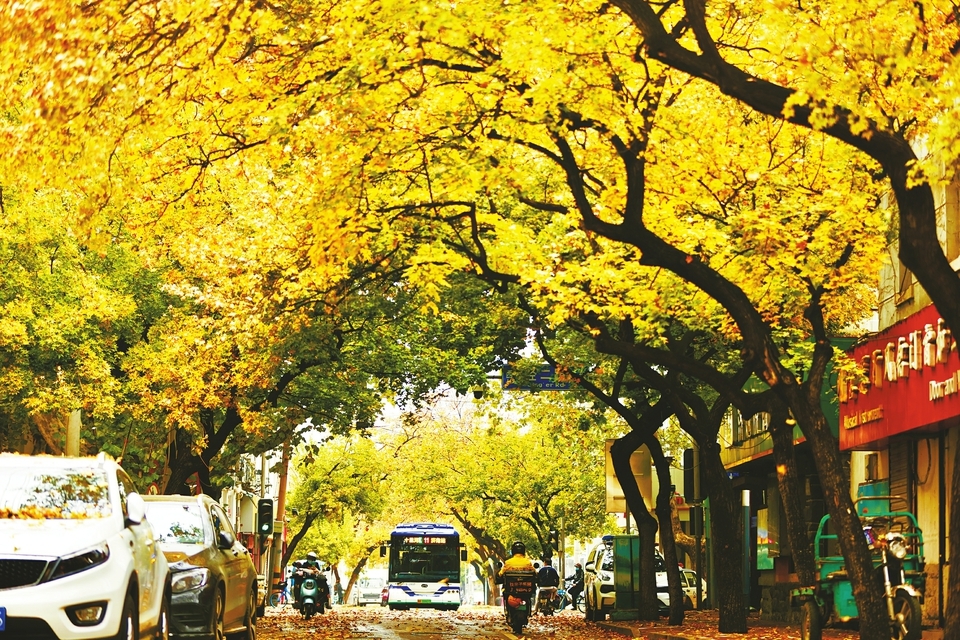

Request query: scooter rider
[
  {"left": 500, "top": 541, "right": 535, "bottom": 575},
  {"left": 536, "top": 557, "right": 560, "bottom": 610},
  {"left": 564, "top": 562, "right": 584, "bottom": 609},
  {"left": 294, "top": 552, "right": 331, "bottom": 608}
]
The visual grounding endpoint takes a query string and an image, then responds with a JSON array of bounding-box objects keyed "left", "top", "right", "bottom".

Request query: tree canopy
[{"left": 6, "top": 0, "right": 960, "bottom": 633}]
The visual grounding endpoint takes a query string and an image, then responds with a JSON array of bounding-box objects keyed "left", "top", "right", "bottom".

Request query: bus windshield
[{"left": 389, "top": 531, "right": 460, "bottom": 582}]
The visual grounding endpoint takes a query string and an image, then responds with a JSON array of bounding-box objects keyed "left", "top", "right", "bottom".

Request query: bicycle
[
  {"left": 269, "top": 581, "right": 290, "bottom": 608},
  {"left": 557, "top": 580, "right": 585, "bottom": 612}
]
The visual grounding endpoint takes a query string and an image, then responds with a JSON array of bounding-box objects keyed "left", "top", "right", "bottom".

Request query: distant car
[
  {"left": 0, "top": 452, "right": 170, "bottom": 639},
  {"left": 679, "top": 568, "right": 707, "bottom": 609},
  {"left": 353, "top": 578, "right": 386, "bottom": 606},
  {"left": 655, "top": 566, "right": 707, "bottom": 612},
  {"left": 144, "top": 494, "right": 257, "bottom": 639}
]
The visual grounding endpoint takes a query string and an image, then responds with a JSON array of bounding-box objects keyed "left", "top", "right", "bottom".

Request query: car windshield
[
  {"left": 145, "top": 503, "right": 206, "bottom": 544},
  {"left": 601, "top": 548, "right": 614, "bottom": 571},
  {"left": 654, "top": 554, "right": 666, "bottom": 572},
  {"left": 0, "top": 466, "right": 112, "bottom": 519}
]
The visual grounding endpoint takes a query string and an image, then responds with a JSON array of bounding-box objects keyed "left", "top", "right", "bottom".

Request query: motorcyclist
[
  {"left": 536, "top": 557, "right": 561, "bottom": 612},
  {"left": 293, "top": 552, "right": 331, "bottom": 608},
  {"left": 564, "top": 562, "right": 584, "bottom": 610},
  {"left": 499, "top": 541, "right": 535, "bottom": 575},
  {"left": 499, "top": 541, "right": 536, "bottom": 632},
  {"left": 537, "top": 557, "right": 560, "bottom": 588}
]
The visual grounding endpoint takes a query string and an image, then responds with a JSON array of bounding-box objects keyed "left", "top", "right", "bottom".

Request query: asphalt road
[{"left": 256, "top": 603, "right": 630, "bottom": 640}]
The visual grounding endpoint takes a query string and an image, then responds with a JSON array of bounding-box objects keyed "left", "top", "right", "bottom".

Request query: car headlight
[
  {"left": 50, "top": 544, "right": 110, "bottom": 581},
  {"left": 599, "top": 571, "right": 613, "bottom": 583},
  {"left": 172, "top": 568, "right": 210, "bottom": 593},
  {"left": 887, "top": 534, "right": 908, "bottom": 559}
]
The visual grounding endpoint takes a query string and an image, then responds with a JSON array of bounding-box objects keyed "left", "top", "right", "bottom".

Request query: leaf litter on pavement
[{"left": 256, "top": 606, "right": 860, "bottom": 640}]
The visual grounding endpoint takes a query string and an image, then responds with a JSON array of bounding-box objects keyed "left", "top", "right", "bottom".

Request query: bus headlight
[{"left": 887, "top": 534, "right": 908, "bottom": 559}]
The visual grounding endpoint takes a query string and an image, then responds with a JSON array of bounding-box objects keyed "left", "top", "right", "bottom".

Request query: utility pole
[
  {"left": 270, "top": 440, "right": 291, "bottom": 602},
  {"left": 66, "top": 410, "right": 81, "bottom": 457}
]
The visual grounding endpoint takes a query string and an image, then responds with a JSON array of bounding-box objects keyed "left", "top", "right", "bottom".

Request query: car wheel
[
  {"left": 210, "top": 589, "right": 225, "bottom": 640},
  {"left": 229, "top": 587, "right": 257, "bottom": 640},
  {"left": 584, "top": 590, "right": 596, "bottom": 622},
  {"left": 115, "top": 592, "right": 139, "bottom": 640}
]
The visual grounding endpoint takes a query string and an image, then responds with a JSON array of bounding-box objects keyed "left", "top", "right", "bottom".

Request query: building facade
[
  {"left": 833, "top": 176, "right": 960, "bottom": 628},
  {"left": 840, "top": 303, "right": 957, "bottom": 627}
]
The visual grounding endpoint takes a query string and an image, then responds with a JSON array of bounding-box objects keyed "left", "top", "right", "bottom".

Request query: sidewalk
[
  {"left": 597, "top": 610, "right": 945, "bottom": 640},
  {"left": 595, "top": 610, "right": 835, "bottom": 640}
]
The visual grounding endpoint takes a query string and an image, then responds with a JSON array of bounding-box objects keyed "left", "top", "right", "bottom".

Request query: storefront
[{"left": 839, "top": 303, "right": 957, "bottom": 626}]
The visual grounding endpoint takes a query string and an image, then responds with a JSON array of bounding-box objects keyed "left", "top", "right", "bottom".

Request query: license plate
[
  {"left": 417, "top": 599, "right": 432, "bottom": 603},
  {"left": 0, "top": 606, "right": 5, "bottom": 631}
]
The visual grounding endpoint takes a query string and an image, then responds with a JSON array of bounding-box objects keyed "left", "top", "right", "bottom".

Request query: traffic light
[
  {"left": 683, "top": 448, "right": 698, "bottom": 503},
  {"left": 547, "top": 529, "right": 558, "bottom": 556},
  {"left": 257, "top": 498, "right": 274, "bottom": 535}
]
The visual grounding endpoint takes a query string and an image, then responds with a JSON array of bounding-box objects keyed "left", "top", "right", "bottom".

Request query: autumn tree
[
  {"left": 0, "top": 0, "right": 914, "bottom": 634},
  {"left": 596, "top": 1, "right": 960, "bottom": 631},
  {"left": 284, "top": 436, "right": 386, "bottom": 568},
  {"left": 389, "top": 391, "right": 613, "bottom": 602}
]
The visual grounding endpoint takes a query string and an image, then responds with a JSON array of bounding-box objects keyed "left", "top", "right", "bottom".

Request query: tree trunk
[
  {"left": 281, "top": 512, "right": 319, "bottom": 568},
  {"left": 450, "top": 509, "right": 505, "bottom": 606},
  {"left": 649, "top": 437, "right": 685, "bottom": 625},
  {"left": 345, "top": 549, "right": 376, "bottom": 606},
  {"left": 699, "top": 435, "right": 747, "bottom": 633},
  {"left": 164, "top": 408, "right": 242, "bottom": 500},
  {"left": 671, "top": 499, "right": 705, "bottom": 573},
  {"left": 612, "top": 431, "right": 662, "bottom": 621},
  {"left": 945, "top": 441, "right": 960, "bottom": 639},
  {"left": 782, "top": 383, "right": 889, "bottom": 639},
  {"left": 768, "top": 401, "right": 816, "bottom": 587}
]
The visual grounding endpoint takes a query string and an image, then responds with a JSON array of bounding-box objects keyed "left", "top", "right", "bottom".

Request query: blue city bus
[{"left": 381, "top": 522, "right": 466, "bottom": 610}]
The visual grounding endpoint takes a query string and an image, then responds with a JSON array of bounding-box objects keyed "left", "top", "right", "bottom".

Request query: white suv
[
  {"left": 0, "top": 453, "right": 170, "bottom": 639},
  {"left": 584, "top": 539, "right": 670, "bottom": 620}
]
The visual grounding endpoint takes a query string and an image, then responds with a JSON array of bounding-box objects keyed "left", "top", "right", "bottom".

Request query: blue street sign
[{"left": 502, "top": 364, "right": 573, "bottom": 391}]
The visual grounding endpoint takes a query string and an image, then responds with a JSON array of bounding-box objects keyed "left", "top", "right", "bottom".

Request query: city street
[
  {"left": 257, "top": 605, "right": 633, "bottom": 640},
  {"left": 255, "top": 605, "right": 865, "bottom": 640}
]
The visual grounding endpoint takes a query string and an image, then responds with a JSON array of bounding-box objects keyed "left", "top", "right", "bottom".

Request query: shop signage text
[
  {"left": 839, "top": 317, "right": 954, "bottom": 407},
  {"left": 843, "top": 406, "right": 884, "bottom": 430},
  {"left": 929, "top": 370, "right": 960, "bottom": 401}
]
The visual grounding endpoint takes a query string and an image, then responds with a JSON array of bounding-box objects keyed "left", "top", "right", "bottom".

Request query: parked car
[
  {"left": 144, "top": 494, "right": 257, "bottom": 639},
  {"left": 0, "top": 452, "right": 170, "bottom": 639},
  {"left": 583, "top": 539, "right": 617, "bottom": 621},
  {"left": 584, "top": 538, "right": 673, "bottom": 620},
  {"left": 679, "top": 568, "right": 707, "bottom": 609},
  {"left": 353, "top": 577, "right": 386, "bottom": 606}
]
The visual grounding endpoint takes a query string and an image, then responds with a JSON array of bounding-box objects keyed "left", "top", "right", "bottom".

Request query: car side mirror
[
  {"left": 584, "top": 562, "right": 595, "bottom": 573},
  {"left": 218, "top": 530, "right": 235, "bottom": 549},
  {"left": 126, "top": 492, "right": 145, "bottom": 526}
]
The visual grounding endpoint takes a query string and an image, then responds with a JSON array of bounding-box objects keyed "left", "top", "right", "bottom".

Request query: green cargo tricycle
[{"left": 793, "top": 499, "right": 925, "bottom": 640}]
